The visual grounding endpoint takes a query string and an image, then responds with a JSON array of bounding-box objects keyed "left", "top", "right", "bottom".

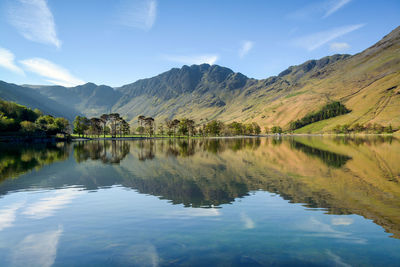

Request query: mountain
[
  {"left": 1, "top": 26, "right": 399, "bottom": 131},
  {"left": 25, "top": 82, "right": 121, "bottom": 118},
  {"left": 0, "top": 81, "right": 80, "bottom": 120}
]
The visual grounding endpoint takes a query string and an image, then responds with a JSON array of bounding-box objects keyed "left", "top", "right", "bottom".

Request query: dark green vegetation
[
  {"left": 290, "top": 140, "right": 351, "bottom": 168},
  {"left": 73, "top": 113, "right": 130, "bottom": 138},
  {"left": 289, "top": 102, "right": 350, "bottom": 131},
  {"left": 1, "top": 27, "right": 399, "bottom": 133},
  {"left": 0, "top": 142, "right": 69, "bottom": 182},
  {"left": 0, "top": 99, "right": 69, "bottom": 137},
  {"left": 333, "top": 122, "right": 394, "bottom": 134}
]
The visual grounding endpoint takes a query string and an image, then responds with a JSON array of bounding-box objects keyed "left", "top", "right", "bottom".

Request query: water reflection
[
  {"left": 0, "top": 142, "right": 69, "bottom": 182},
  {"left": 74, "top": 140, "right": 130, "bottom": 164},
  {"left": 0, "top": 136, "right": 399, "bottom": 239}
]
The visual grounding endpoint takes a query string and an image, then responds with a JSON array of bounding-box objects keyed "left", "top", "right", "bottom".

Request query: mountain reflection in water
[{"left": 0, "top": 136, "right": 399, "bottom": 238}]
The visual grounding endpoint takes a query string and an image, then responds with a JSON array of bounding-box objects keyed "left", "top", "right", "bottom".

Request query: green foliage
[
  {"left": 73, "top": 116, "right": 90, "bottom": 137},
  {"left": 271, "top": 126, "right": 283, "bottom": 134},
  {"left": 0, "top": 99, "right": 39, "bottom": 124},
  {"left": 136, "top": 126, "right": 145, "bottom": 135},
  {"left": 204, "top": 120, "right": 224, "bottom": 136},
  {"left": 290, "top": 102, "right": 351, "bottom": 131},
  {"left": 0, "top": 99, "right": 69, "bottom": 135},
  {"left": 20, "top": 121, "right": 36, "bottom": 133},
  {"left": 333, "top": 123, "right": 394, "bottom": 134}
]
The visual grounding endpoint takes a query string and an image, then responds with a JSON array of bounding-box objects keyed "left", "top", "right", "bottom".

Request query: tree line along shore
[{"left": 0, "top": 99, "right": 397, "bottom": 141}]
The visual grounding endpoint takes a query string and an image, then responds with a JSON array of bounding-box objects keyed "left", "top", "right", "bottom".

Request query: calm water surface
[{"left": 0, "top": 137, "right": 399, "bottom": 266}]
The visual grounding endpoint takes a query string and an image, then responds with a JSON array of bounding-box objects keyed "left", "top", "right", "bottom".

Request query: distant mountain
[
  {"left": 0, "top": 81, "right": 80, "bottom": 120},
  {"left": 1, "top": 26, "right": 399, "bottom": 131},
  {"left": 26, "top": 82, "right": 121, "bottom": 118}
]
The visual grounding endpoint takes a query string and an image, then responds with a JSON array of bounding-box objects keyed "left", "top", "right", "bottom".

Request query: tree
[
  {"left": 54, "top": 117, "right": 70, "bottom": 135},
  {"left": 264, "top": 126, "right": 270, "bottom": 134},
  {"left": 73, "top": 116, "right": 90, "bottom": 137},
  {"left": 89, "top": 118, "right": 102, "bottom": 137},
  {"left": 20, "top": 121, "right": 37, "bottom": 134},
  {"left": 120, "top": 119, "right": 130, "bottom": 136},
  {"left": 228, "top": 122, "right": 244, "bottom": 136},
  {"left": 136, "top": 126, "right": 145, "bottom": 135},
  {"left": 205, "top": 120, "right": 223, "bottom": 136},
  {"left": 165, "top": 119, "right": 174, "bottom": 136},
  {"left": 245, "top": 123, "right": 254, "bottom": 135},
  {"left": 138, "top": 115, "right": 145, "bottom": 127},
  {"left": 158, "top": 123, "right": 164, "bottom": 135},
  {"left": 100, "top": 114, "right": 109, "bottom": 138},
  {"left": 252, "top": 122, "right": 261, "bottom": 135},
  {"left": 144, "top": 117, "right": 155, "bottom": 136},
  {"left": 172, "top": 119, "right": 180, "bottom": 136},
  {"left": 271, "top": 126, "right": 282, "bottom": 134},
  {"left": 109, "top": 113, "right": 121, "bottom": 137}
]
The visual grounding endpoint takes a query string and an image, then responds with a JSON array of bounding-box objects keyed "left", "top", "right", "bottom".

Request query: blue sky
[{"left": 0, "top": 0, "right": 399, "bottom": 87}]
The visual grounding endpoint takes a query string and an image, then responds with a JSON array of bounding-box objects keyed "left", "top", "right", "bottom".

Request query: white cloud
[
  {"left": 163, "top": 54, "right": 219, "bottom": 65},
  {"left": 293, "top": 24, "right": 364, "bottom": 51},
  {"left": 331, "top": 217, "right": 354, "bottom": 226},
  {"left": 240, "top": 212, "right": 255, "bottom": 229},
  {"left": 239, "top": 41, "right": 254, "bottom": 58},
  {"left": 7, "top": 0, "right": 61, "bottom": 48},
  {"left": 12, "top": 228, "right": 63, "bottom": 267},
  {"left": 287, "top": 0, "right": 352, "bottom": 20},
  {"left": 0, "top": 202, "right": 24, "bottom": 231},
  {"left": 330, "top": 42, "right": 351, "bottom": 52},
  {"left": 0, "top": 47, "right": 24, "bottom": 75},
  {"left": 117, "top": 0, "right": 157, "bottom": 30},
  {"left": 169, "top": 208, "right": 221, "bottom": 218},
  {"left": 326, "top": 250, "right": 352, "bottom": 267},
  {"left": 20, "top": 58, "right": 85, "bottom": 87},
  {"left": 323, "top": 0, "right": 352, "bottom": 18},
  {"left": 22, "top": 188, "right": 83, "bottom": 219}
]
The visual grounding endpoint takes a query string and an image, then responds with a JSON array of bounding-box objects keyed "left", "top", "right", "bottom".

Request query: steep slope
[
  {"left": 0, "top": 81, "right": 80, "bottom": 120},
  {"left": 29, "top": 82, "right": 122, "bottom": 117},
  {"left": 112, "top": 56, "right": 350, "bottom": 125},
  {"left": 113, "top": 64, "right": 253, "bottom": 123}
]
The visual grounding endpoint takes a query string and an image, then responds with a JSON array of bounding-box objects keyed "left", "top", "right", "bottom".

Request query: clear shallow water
[{"left": 0, "top": 137, "right": 399, "bottom": 266}]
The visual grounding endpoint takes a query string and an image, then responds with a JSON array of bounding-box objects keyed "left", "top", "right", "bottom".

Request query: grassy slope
[{"left": 233, "top": 27, "right": 400, "bottom": 132}]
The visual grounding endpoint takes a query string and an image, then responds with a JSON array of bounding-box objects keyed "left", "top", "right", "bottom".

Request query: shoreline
[{"left": 1, "top": 133, "right": 397, "bottom": 143}]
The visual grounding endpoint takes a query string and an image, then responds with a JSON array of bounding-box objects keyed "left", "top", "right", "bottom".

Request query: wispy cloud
[
  {"left": 330, "top": 42, "right": 351, "bottom": 52},
  {"left": 240, "top": 212, "right": 255, "bottom": 229},
  {"left": 20, "top": 58, "right": 85, "bottom": 87},
  {"left": 163, "top": 54, "right": 219, "bottom": 65},
  {"left": 116, "top": 0, "right": 157, "bottom": 30},
  {"left": 331, "top": 217, "right": 354, "bottom": 226},
  {"left": 0, "top": 202, "right": 24, "bottom": 231},
  {"left": 287, "top": 0, "right": 352, "bottom": 20},
  {"left": 22, "top": 189, "right": 83, "bottom": 218},
  {"left": 7, "top": 0, "right": 61, "bottom": 48},
  {"left": 168, "top": 208, "right": 221, "bottom": 218},
  {"left": 239, "top": 41, "right": 254, "bottom": 58},
  {"left": 323, "top": 0, "right": 352, "bottom": 18},
  {"left": 293, "top": 24, "right": 364, "bottom": 51},
  {"left": 12, "top": 228, "right": 63, "bottom": 267},
  {"left": 0, "top": 47, "right": 24, "bottom": 75}
]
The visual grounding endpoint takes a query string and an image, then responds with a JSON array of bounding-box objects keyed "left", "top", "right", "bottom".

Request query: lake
[{"left": 0, "top": 137, "right": 399, "bottom": 266}]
